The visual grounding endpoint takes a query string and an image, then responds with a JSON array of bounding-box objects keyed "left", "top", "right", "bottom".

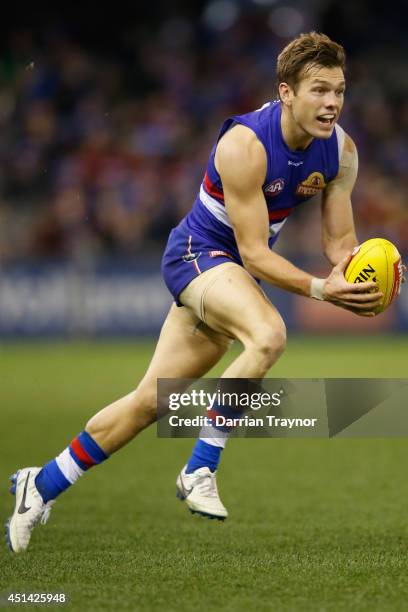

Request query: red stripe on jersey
[
  {"left": 268, "top": 207, "right": 293, "bottom": 221},
  {"left": 70, "top": 437, "right": 96, "bottom": 467},
  {"left": 203, "top": 172, "right": 225, "bottom": 202}
]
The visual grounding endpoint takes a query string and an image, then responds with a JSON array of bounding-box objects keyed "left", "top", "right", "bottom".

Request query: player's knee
[{"left": 248, "top": 321, "right": 286, "bottom": 365}]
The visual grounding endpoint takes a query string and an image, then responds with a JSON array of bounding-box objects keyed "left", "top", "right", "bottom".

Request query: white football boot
[
  {"left": 5, "top": 467, "right": 55, "bottom": 553},
  {"left": 176, "top": 465, "right": 228, "bottom": 520}
]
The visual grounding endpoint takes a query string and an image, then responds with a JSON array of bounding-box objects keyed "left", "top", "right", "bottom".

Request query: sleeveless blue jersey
[
  {"left": 162, "top": 100, "right": 345, "bottom": 302},
  {"left": 184, "top": 100, "right": 344, "bottom": 259}
]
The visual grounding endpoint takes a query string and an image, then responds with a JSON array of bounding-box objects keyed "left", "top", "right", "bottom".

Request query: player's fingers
[
  {"left": 342, "top": 280, "right": 379, "bottom": 294},
  {"left": 338, "top": 291, "right": 383, "bottom": 303},
  {"left": 332, "top": 301, "right": 376, "bottom": 317},
  {"left": 331, "top": 298, "right": 380, "bottom": 311},
  {"left": 343, "top": 302, "right": 380, "bottom": 311}
]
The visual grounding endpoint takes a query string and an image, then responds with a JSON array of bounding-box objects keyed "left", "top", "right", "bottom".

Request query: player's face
[{"left": 286, "top": 65, "right": 345, "bottom": 139}]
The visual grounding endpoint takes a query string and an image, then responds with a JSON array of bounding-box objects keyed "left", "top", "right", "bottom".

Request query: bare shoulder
[
  {"left": 324, "top": 130, "right": 359, "bottom": 194},
  {"left": 339, "top": 130, "right": 358, "bottom": 169},
  {"left": 215, "top": 124, "right": 266, "bottom": 184}
]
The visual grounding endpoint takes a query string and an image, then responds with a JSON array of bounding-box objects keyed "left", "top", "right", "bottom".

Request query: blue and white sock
[
  {"left": 35, "top": 431, "right": 108, "bottom": 503},
  {"left": 186, "top": 403, "right": 244, "bottom": 474}
]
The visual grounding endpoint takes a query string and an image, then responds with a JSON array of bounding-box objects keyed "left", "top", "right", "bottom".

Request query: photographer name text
[{"left": 168, "top": 415, "right": 318, "bottom": 428}]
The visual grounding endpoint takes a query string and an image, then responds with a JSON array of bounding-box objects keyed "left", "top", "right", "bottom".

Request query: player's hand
[{"left": 323, "top": 253, "right": 383, "bottom": 317}]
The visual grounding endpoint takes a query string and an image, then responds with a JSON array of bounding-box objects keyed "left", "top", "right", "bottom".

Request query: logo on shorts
[
  {"left": 182, "top": 252, "right": 201, "bottom": 263},
  {"left": 264, "top": 178, "right": 285, "bottom": 196},
  {"left": 296, "top": 172, "right": 326, "bottom": 196}
]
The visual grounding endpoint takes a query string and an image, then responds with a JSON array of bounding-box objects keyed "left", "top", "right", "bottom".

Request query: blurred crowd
[{"left": 0, "top": 2, "right": 407, "bottom": 265}]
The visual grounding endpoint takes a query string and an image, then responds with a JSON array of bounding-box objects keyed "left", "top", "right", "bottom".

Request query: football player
[{"left": 6, "top": 32, "right": 384, "bottom": 552}]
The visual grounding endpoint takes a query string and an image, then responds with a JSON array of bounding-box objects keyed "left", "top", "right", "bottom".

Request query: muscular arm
[
  {"left": 321, "top": 133, "right": 359, "bottom": 265},
  {"left": 215, "top": 124, "right": 314, "bottom": 297},
  {"left": 215, "top": 124, "right": 382, "bottom": 313}
]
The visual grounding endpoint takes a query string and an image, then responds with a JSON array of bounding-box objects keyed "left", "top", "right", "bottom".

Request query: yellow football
[{"left": 344, "top": 238, "right": 403, "bottom": 314}]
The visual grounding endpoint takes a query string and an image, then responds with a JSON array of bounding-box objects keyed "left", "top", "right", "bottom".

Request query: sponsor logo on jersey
[
  {"left": 264, "top": 178, "right": 285, "bottom": 196},
  {"left": 209, "top": 250, "right": 233, "bottom": 259},
  {"left": 296, "top": 172, "right": 326, "bottom": 196},
  {"left": 288, "top": 160, "right": 303, "bottom": 166}
]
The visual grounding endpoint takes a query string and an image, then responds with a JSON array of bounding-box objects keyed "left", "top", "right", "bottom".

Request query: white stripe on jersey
[
  {"left": 199, "top": 185, "right": 232, "bottom": 227},
  {"left": 269, "top": 217, "right": 288, "bottom": 236},
  {"left": 200, "top": 185, "right": 289, "bottom": 237},
  {"left": 56, "top": 447, "right": 85, "bottom": 484},
  {"left": 335, "top": 124, "right": 345, "bottom": 162}
]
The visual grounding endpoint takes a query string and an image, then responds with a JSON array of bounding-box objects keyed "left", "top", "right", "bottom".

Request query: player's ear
[{"left": 279, "top": 82, "right": 293, "bottom": 106}]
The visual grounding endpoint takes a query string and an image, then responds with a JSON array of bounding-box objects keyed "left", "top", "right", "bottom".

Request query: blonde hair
[{"left": 277, "top": 32, "right": 346, "bottom": 91}]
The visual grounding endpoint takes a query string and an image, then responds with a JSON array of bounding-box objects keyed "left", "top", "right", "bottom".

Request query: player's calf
[{"left": 85, "top": 381, "right": 159, "bottom": 454}]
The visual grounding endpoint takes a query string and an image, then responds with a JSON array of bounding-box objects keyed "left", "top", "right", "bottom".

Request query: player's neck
[{"left": 280, "top": 107, "right": 313, "bottom": 151}]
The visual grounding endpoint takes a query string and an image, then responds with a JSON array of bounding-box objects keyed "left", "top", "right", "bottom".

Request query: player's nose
[{"left": 323, "top": 91, "right": 338, "bottom": 108}]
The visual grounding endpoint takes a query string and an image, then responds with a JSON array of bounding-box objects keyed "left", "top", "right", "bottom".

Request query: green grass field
[{"left": 1, "top": 336, "right": 408, "bottom": 611}]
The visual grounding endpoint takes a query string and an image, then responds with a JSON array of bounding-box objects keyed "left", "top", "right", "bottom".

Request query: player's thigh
[
  {"left": 181, "top": 262, "right": 286, "bottom": 347},
  {"left": 135, "top": 303, "right": 231, "bottom": 411},
  {"left": 142, "top": 302, "right": 232, "bottom": 382}
]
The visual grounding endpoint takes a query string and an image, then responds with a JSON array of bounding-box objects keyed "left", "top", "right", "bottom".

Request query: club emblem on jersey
[
  {"left": 296, "top": 172, "right": 326, "bottom": 196},
  {"left": 264, "top": 178, "right": 285, "bottom": 196},
  {"left": 182, "top": 252, "right": 201, "bottom": 263}
]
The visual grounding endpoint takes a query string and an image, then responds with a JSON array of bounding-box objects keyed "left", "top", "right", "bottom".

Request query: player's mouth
[{"left": 316, "top": 113, "right": 336, "bottom": 128}]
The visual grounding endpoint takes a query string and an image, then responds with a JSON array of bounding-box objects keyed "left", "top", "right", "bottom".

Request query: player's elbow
[
  {"left": 240, "top": 248, "right": 262, "bottom": 275},
  {"left": 324, "top": 237, "right": 357, "bottom": 266},
  {"left": 323, "top": 231, "right": 358, "bottom": 266},
  {"left": 323, "top": 244, "right": 341, "bottom": 267}
]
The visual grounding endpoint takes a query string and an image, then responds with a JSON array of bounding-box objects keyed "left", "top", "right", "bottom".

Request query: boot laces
[
  {"left": 27, "top": 499, "right": 55, "bottom": 529},
  {"left": 40, "top": 500, "right": 55, "bottom": 525},
  {"left": 196, "top": 473, "right": 218, "bottom": 498}
]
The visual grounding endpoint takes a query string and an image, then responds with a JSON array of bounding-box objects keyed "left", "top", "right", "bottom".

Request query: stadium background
[
  {"left": 1, "top": 2, "right": 408, "bottom": 611},
  {"left": 0, "top": 0, "right": 407, "bottom": 336}
]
